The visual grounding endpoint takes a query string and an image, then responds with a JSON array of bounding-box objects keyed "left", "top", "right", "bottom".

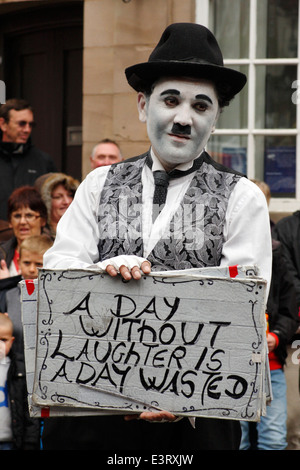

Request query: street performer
[{"left": 43, "top": 23, "right": 272, "bottom": 450}]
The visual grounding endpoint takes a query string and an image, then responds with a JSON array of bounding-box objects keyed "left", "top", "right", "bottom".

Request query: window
[{"left": 196, "top": 0, "right": 299, "bottom": 213}]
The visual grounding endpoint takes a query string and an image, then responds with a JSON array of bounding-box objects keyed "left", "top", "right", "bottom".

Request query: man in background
[
  {"left": 90, "top": 138, "right": 122, "bottom": 169},
  {"left": 0, "top": 98, "right": 56, "bottom": 220}
]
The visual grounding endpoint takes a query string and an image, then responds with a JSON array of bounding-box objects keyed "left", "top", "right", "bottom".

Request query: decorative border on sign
[{"left": 35, "top": 270, "right": 266, "bottom": 419}]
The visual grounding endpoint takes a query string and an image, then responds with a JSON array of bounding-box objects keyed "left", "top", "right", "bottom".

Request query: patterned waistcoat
[{"left": 97, "top": 151, "right": 243, "bottom": 271}]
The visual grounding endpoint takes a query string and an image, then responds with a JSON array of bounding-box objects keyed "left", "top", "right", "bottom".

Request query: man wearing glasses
[{"left": 0, "top": 98, "right": 56, "bottom": 221}]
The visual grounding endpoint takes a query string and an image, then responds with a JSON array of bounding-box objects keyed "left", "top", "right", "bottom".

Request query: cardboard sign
[{"left": 21, "top": 266, "right": 271, "bottom": 421}]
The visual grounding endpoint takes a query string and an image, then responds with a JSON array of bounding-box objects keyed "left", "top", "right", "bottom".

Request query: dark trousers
[{"left": 42, "top": 414, "right": 241, "bottom": 451}]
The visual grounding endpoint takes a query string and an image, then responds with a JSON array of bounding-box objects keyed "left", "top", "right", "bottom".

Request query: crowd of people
[
  {"left": 0, "top": 98, "right": 84, "bottom": 449},
  {"left": 0, "top": 22, "right": 299, "bottom": 451},
  {"left": 0, "top": 100, "right": 126, "bottom": 450}
]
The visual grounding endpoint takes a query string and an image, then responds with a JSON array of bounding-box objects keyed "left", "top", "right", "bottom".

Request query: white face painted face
[{"left": 138, "top": 77, "right": 220, "bottom": 171}]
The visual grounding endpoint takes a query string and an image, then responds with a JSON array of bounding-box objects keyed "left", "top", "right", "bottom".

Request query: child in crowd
[
  {"left": 4, "top": 234, "right": 53, "bottom": 356},
  {"left": 0, "top": 313, "right": 40, "bottom": 449}
]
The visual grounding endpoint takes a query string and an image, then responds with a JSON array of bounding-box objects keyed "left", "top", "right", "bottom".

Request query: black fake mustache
[{"left": 171, "top": 123, "right": 191, "bottom": 135}]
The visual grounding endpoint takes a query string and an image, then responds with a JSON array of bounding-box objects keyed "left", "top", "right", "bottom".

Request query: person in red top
[{"left": 240, "top": 180, "right": 298, "bottom": 450}]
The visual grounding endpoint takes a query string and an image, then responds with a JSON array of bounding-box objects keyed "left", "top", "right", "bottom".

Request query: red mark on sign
[
  {"left": 41, "top": 407, "right": 50, "bottom": 418},
  {"left": 25, "top": 279, "right": 35, "bottom": 295},
  {"left": 229, "top": 265, "right": 238, "bottom": 278}
]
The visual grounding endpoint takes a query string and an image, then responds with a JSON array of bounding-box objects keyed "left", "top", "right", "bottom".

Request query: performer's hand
[
  {"left": 103, "top": 256, "right": 151, "bottom": 280},
  {"left": 108, "top": 261, "right": 151, "bottom": 280},
  {"left": 124, "top": 410, "right": 177, "bottom": 422}
]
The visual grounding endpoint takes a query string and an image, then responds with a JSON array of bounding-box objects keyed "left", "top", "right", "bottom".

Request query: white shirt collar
[{"left": 150, "top": 147, "right": 204, "bottom": 172}]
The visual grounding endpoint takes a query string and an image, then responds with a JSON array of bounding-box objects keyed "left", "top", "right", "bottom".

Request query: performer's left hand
[{"left": 102, "top": 255, "right": 151, "bottom": 280}]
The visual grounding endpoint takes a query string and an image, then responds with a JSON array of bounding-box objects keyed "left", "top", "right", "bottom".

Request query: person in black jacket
[
  {"left": 0, "top": 313, "right": 40, "bottom": 450},
  {"left": 0, "top": 98, "right": 56, "bottom": 221},
  {"left": 273, "top": 211, "right": 300, "bottom": 316}
]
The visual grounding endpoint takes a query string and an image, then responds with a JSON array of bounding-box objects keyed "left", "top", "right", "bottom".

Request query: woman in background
[
  {"left": 39, "top": 172, "right": 79, "bottom": 239},
  {"left": 0, "top": 186, "right": 47, "bottom": 278}
]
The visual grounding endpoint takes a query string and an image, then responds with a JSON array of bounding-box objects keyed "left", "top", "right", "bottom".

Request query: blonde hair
[
  {"left": 251, "top": 179, "right": 271, "bottom": 205},
  {"left": 19, "top": 234, "right": 53, "bottom": 258},
  {"left": 0, "top": 313, "right": 13, "bottom": 335}
]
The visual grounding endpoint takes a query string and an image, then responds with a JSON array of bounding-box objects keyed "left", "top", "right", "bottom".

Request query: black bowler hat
[{"left": 125, "top": 23, "right": 247, "bottom": 102}]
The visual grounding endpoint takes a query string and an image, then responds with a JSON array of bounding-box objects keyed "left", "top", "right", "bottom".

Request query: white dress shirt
[
  {"left": 44, "top": 150, "right": 272, "bottom": 290},
  {"left": 43, "top": 151, "right": 272, "bottom": 427}
]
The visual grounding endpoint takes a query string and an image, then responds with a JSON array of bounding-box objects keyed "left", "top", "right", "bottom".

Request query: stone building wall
[
  {"left": 0, "top": 0, "right": 196, "bottom": 176},
  {"left": 82, "top": 0, "right": 196, "bottom": 176}
]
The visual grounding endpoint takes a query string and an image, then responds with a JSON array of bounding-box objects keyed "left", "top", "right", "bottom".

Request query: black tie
[
  {"left": 146, "top": 154, "right": 204, "bottom": 222},
  {"left": 153, "top": 170, "right": 170, "bottom": 212}
]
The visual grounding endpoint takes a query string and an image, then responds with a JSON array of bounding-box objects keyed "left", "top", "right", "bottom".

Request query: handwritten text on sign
[{"left": 33, "top": 269, "right": 267, "bottom": 421}]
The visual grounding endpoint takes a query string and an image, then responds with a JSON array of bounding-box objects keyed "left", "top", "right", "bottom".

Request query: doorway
[{"left": 1, "top": 1, "right": 83, "bottom": 180}]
